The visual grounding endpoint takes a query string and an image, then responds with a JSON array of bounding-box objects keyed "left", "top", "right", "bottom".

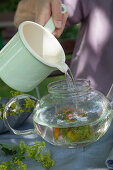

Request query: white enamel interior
[{"left": 18, "top": 21, "right": 66, "bottom": 70}]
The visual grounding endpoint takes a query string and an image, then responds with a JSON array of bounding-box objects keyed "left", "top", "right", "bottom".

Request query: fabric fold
[{"left": 106, "top": 148, "right": 113, "bottom": 169}]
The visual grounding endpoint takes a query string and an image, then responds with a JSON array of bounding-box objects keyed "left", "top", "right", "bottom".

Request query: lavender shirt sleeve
[{"left": 64, "top": 0, "right": 113, "bottom": 95}]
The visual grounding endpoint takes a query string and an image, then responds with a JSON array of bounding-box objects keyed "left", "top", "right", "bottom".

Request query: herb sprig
[{"left": 0, "top": 141, "right": 55, "bottom": 170}]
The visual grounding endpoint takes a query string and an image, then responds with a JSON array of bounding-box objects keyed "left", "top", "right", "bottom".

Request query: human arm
[{"left": 14, "top": 0, "right": 90, "bottom": 37}]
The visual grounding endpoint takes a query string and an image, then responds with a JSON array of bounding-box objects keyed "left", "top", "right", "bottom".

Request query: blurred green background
[{"left": 0, "top": 0, "right": 79, "bottom": 99}]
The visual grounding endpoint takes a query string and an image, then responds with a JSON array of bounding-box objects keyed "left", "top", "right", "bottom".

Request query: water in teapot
[{"left": 33, "top": 90, "right": 111, "bottom": 148}]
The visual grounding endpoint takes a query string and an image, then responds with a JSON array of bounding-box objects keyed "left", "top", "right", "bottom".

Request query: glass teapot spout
[{"left": 106, "top": 84, "right": 113, "bottom": 106}]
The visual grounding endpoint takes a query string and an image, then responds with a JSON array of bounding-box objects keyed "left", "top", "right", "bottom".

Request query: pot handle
[
  {"left": 44, "top": 4, "right": 67, "bottom": 33},
  {"left": 3, "top": 94, "right": 38, "bottom": 135}
]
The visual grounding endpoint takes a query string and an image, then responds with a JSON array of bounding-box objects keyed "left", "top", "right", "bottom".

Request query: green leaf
[{"left": 0, "top": 144, "right": 20, "bottom": 156}]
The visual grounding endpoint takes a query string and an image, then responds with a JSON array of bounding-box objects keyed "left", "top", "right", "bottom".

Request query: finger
[
  {"left": 51, "top": 0, "right": 63, "bottom": 29},
  {"left": 35, "top": 3, "right": 51, "bottom": 26},
  {"left": 61, "top": 11, "right": 68, "bottom": 32},
  {"left": 53, "top": 12, "right": 68, "bottom": 38}
]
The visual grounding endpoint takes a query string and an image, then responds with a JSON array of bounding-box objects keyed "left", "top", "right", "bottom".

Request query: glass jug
[{"left": 3, "top": 79, "right": 113, "bottom": 148}]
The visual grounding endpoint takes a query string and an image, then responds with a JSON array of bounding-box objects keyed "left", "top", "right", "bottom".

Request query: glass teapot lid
[{"left": 34, "top": 79, "right": 111, "bottom": 128}]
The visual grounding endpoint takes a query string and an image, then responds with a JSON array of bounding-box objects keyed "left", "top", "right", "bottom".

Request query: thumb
[{"left": 51, "top": 0, "right": 63, "bottom": 29}]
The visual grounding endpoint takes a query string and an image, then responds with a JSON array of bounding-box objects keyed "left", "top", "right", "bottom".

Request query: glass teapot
[{"left": 3, "top": 79, "right": 113, "bottom": 148}]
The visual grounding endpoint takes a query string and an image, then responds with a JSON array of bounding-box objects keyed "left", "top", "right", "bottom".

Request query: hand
[{"left": 35, "top": 0, "right": 68, "bottom": 38}]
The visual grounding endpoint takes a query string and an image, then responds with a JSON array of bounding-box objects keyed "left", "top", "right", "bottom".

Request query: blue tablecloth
[{"left": 0, "top": 113, "right": 113, "bottom": 170}]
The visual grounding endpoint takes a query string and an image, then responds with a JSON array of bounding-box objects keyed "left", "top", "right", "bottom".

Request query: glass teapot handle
[{"left": 3, "top": 94, "right": 38, "bottom": 135}]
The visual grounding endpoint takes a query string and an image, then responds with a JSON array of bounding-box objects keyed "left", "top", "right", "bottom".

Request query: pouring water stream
[{"left": 55, "top": 61, "right": 77, "bottom": 90}]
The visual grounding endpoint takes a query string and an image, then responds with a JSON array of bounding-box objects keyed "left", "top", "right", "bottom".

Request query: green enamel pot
[{"left": 0, "top": 4, "right": 68, "bottom": 92}]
